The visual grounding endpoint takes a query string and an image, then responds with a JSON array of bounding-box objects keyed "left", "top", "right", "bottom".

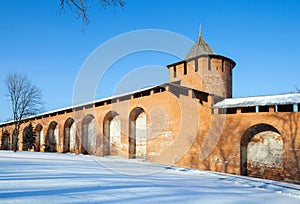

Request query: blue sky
[{"left": 1, "top": 0, "right": 300, "bottom": 121}]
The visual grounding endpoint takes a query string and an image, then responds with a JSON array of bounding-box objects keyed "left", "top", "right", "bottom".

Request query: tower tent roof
[{"left": 185, "top": 32, "right": 215, "bottom": 59}]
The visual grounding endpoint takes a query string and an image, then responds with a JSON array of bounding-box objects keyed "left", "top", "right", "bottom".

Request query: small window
[
  {"left": 50, "top": 112, "right": 57, "bottom": 117},
  {"left": 66, "top": 108, "right": 72, "bottom": 113},
  {"left": 133, "top": 93, "right": 142, "bottom": 98},
  {"left": 111, "top": 98, "right": 118, "bottom": 103},
  {"left": 173, "top": 67, "right": 177, "bottom": 78},
  {"left": 218, "top": 108, "right": 226, "bottom": 114},
  {"left": 218, "top": 108, "right": 237, "bottom": 114},
  {"left": 153, "top": 87, "right": 165, "bottom": 93},
  {"left": 222, "top": 59, "right": 224, "bottom": 72},
  {"left": 184, "top": 63, "right": 187, "bottom": 75},
  {"left": 84, "top": 104, "right": 93, "bottom": 109},
  {"left": 58, "top": 110, "right": 65, "bottom": 115},
  {"left": 74, "top": 106, "right": 83, "bottom": 111},
  {"left": 259, "top": 106, "right": 269, "bottom": 112},
  {"left": 226, "top": 108, "right": 237, "bottom": 114},
  {"left": 241, "top": 106, "right": 256, "bottom": 113},
  {"left": 95, "top": 101, "right": 105, "bottom": 107},
  {"left": 277, "top": 104, "right": 293, "bottom": 112}
]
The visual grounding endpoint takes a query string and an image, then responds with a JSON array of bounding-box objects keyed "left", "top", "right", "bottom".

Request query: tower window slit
[{"left": 173, "top": 67, "right": 177, "bottom": 78}]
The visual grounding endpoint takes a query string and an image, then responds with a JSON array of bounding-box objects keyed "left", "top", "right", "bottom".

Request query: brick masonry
[{"left": 1, "top": 39, "right": 299, "bottom": 184}]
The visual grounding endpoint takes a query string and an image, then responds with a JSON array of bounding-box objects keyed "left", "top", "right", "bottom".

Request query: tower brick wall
[{"left": 167, "top": 55, "right": 235, "bottom": 98}]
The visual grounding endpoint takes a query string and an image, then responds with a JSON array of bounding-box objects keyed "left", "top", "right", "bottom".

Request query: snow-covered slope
[{"left": 0, "top": 151, "right": 299, "bottom": 203}]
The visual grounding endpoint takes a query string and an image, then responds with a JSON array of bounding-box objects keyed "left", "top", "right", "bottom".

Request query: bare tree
[
  {"left": 59, "top": 0, "right": 125, "bottom": 25},
  {"left": 5, "top": 73, "right": 44, "bottom": 152}
]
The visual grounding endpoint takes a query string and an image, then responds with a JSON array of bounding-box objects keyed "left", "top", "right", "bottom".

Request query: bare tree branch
[
  {"left": 5, "top": 73, "right": 45, "bottom": 152},
  {"left": 59, "top": 0, "right": 125, "bottom": 28}
]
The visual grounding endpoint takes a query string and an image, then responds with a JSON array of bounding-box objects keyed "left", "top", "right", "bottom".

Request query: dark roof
[{"left": 185, "top": 34, "right": 214, "bottom": 59}]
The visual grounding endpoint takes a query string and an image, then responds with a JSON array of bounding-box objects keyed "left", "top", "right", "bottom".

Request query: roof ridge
[{"left": 185, "top": 33, "right": 215, "bottom": 59}]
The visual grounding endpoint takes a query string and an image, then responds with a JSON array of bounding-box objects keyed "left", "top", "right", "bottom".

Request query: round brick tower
[{"left": 167, "top": 31, "right": 236, "bottom": 98}]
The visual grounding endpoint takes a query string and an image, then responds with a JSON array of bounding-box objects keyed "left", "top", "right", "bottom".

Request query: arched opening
[
  {"left": 35, "top": 124, "right": 43, "bottom": 152},
  {"left": 129, "top": 107, "right": 147, "bottom": 159},
  {"left": 241, "top": 124, "right": 283, "bottom": 180},
  {"left": 1, "top": 130, "right": 10, "bottom": 150},
  {"left": 103, "top": 111, "right": 121, "bottom": 156},
  {"left": 22, "top": 126, "right": 30, "bottom": 151},
  {"left": 81, "top": 114, "right": 96, "bottom": 155},
  {"left": 64, "top": 118, "right": 76, "bottom": 153},
  {"left": 70, "top": 120, "right": 77, "bottom": 153},
  {"left": 45, "top": 121, "right": 59, "bottom": 152}
]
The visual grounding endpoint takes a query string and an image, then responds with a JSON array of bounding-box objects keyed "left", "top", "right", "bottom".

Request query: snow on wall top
[{"left": 213, "top": 93, "right": 300, "bottom": 108}]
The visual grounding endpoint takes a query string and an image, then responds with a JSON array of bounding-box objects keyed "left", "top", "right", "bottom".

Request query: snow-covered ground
[{"left": 0, "top": 151, "right": 299, "bottom": 203}]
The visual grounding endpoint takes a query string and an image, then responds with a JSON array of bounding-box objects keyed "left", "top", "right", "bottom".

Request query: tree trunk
[
  {"left": 13, "top": 134, "right": 18, "bottom": 152},
  {"left": 13, "top": 123, "right": 20, "bottom": 152}
]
